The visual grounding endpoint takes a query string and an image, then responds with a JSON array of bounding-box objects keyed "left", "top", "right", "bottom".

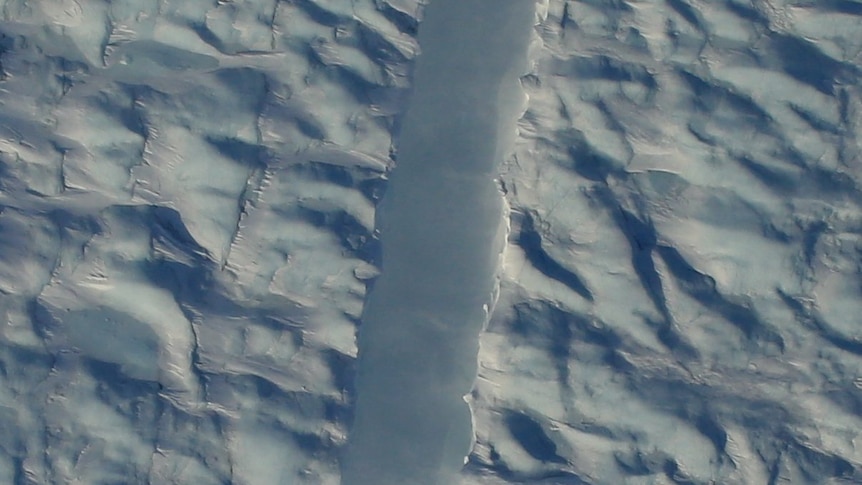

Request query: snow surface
[
  {"left": 0, "top": 0, "right": 859, "bottom": 484},
  {"left": 0, "top": 0, "right": 408, "bottom": 482},
  {"left": 465, "top": 1, "right": 862, "bottom": 483}
]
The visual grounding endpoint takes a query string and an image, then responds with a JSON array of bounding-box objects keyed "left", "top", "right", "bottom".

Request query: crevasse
[{"left": 341, "top": 1, "right": 536, "bottom": 484}]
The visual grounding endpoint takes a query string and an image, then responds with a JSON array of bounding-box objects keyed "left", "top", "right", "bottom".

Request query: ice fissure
[{"left": 341, "top": 1, "right": 535, "bottom": 484}]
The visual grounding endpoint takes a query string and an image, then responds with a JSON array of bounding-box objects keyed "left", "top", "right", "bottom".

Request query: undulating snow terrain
[
  {"left": 0, "top": 0, "right": 860, "bottom": 484},
  {"left": 0, "top": 0, "right": 412, "bottom": 482},
  {"left": 465, "top": 1, "right": 862, "bottom": 483}
]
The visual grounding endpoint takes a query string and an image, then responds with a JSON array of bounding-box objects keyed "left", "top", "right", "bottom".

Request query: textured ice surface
[
  {"left": 464, "top": 1, "right": 862, "bottom": 484},
  {"left": 0, "top": 0, "right": 861, "bottom": 484},
  {"left": 0, "top": 0, "right": 417, "bottom": 482}
]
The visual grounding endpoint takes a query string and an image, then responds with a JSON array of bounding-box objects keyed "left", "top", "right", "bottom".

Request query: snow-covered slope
[
  {"left": 0, "top": 0, "right": 861, "bottom": 484},
  {"left": 0, "top": 0, "right": 420, "bottom": 482},
  {"left": 465, "top": 1, "right": 862, "bottom": 483}
]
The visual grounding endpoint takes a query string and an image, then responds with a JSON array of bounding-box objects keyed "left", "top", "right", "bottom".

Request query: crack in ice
[{"left": 342, "top": 1, "right": 535, "bottom": 484}]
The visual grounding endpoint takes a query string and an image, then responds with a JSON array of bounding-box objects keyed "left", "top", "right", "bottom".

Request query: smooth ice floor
[{"left": 341, "top": 1, "right": 535, "bottom": 484}]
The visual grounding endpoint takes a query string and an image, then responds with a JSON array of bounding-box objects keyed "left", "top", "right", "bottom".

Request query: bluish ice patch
[{"left": 342, "top": 1, "right": 535, "bottom": 484}]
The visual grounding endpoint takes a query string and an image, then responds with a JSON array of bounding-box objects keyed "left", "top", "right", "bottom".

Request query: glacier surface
[{"left": 0, "top": 0, "right": 859, "bottom": 484}]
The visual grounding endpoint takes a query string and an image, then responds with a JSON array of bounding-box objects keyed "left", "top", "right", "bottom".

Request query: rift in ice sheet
[
  {"left": 0, "top": 0, "right": 859, "bottom": 484},
  {"left": 341, "top": 0, "right": 534, "bottom": 484}
]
